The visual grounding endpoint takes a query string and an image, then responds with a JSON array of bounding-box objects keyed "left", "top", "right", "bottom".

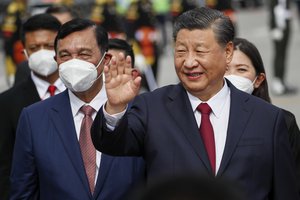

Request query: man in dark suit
[
  {"left": 0, "top": 14, "right": 64, "bottom": 200},
  {"left": 13, "top": 5, "right": 79, "bottom": 86},
  {"left": 10, "top": 18, "right": 145, "bottom": 200},
  {"left": 91, "top": 7, "right": 299, "bottom": 200}
]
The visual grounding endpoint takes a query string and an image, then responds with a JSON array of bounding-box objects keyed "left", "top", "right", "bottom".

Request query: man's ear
[
  {"left": 104, "top": 53, "right": 112, "bottom": 65},
  {"left": 225, "top": 41, "right": 234, "bottom": 65}
]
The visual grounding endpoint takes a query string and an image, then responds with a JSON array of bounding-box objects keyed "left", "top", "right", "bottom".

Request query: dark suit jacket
[
  {"left": 283, "top": 109, "right": 300, "bottom": 186},
  {"left": 10, "top": 90, "right": 145, "bottom": 200},
  {"left": 91, "top": 82, "right": 299, "bottom": 200},
  {"left": 14, "top": 61, "right": 30, "bottom": 86},
  {"left": 0, "top": 77, "right": 40, "bottom": 200}
]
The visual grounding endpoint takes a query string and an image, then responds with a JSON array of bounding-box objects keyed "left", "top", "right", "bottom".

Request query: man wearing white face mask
[
  {"left": 0, "top": 13, "right": 63, "bottom": 200},
  {"left": 9, "top": 18, "right": 145, "bottom": 200},
  {"left": 14, "top": 5, "right": 79, "bottom": 85}
]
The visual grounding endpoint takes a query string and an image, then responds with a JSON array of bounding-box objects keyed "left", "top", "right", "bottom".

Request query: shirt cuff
[{"left": 103, "top": 103, "right": 127, "bottom": 130}]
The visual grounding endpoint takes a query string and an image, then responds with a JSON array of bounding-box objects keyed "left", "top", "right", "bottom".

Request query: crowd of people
[
  {"left": 0, "top": 1, "right": 300, "bottom": 200},
  {"left": 0, "top": 0, "right": 205, "bottom": 89}
]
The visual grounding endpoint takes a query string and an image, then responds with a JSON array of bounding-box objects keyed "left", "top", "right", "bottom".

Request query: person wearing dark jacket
[{"left": 225, "top": 37, "right": 300, "bottom": 191}]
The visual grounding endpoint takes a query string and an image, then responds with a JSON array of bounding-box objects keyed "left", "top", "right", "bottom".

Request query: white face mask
[
  {"left": 225, "top": 74, "right": 256, "bottom": 94},
  {"left": 27, "top": 49, "right": 57, "bottom": 76},
  {"left": 58, "top": 53, "right": 106, "bottom": 92}
]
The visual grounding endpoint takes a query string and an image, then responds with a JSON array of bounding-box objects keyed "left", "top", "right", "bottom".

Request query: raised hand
[{"left": 104, "top": 52, "right": 141, "bottom": 114}]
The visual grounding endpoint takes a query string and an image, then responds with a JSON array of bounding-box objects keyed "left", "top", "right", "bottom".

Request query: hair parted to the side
[
  {"left": 21, "top": 13, "right": 61, "bottom": 45},
  {"left": 173, "top": 7, "right": 235, "bottom": 47},
  {"left": 54, "top": 18, "right": 108, "bottom": 54}
]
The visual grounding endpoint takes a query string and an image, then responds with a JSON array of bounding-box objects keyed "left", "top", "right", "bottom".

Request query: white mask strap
[
  {"left": 95, "top": 52, "right": 107, "bottom": 69},
  {"left": 252, "top": 76, "right": 258, "bottom": 85},
  {"left": 23, "top": 49, "right": 29, "bottom": 59},
  {"left": 92, "top": 52, "right": 107, "bottom": 84}
]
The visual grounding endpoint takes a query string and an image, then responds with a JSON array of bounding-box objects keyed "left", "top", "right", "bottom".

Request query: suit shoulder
[
  {"left": 0, "top": 84, "right": 24, "bottom": 104},
  {"left": 140, "top": 84, "right": 181, "bottom": 99},
  {"left": 281, "top": 109, "right": 299, "bottom": 127},
  {"left": 24, "top": 93, "right": 57, "bottom": 112},
  {"left": 249, "top": 94, "right": 282, "bottom": 112},
  {"left": 231, "top": 88, "right": 282, "bottom": 116},
  {"left": 25, "top": 91, "right": 67, "bottom": 111},
  {"left": 282, "top": 109, "right": 296, "bottom": 119}
]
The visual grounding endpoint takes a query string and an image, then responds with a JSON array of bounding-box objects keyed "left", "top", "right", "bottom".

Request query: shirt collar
[
  {"left": 69, "top": 85, "right": 107, "bottom": 118},
  {"left": 187, "top": 79, "right": 230, "bottom": 118},
  {"left": 31, "top": 72, "right": 66, "bottom": 97}
]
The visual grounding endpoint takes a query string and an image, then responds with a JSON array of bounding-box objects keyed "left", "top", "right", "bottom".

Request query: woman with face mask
[
  {"left": 224, "top": 38, "right": 270, "bottom": 101},
  {"left": 225, "top": 37, "right": 300, "bottom": 189}
]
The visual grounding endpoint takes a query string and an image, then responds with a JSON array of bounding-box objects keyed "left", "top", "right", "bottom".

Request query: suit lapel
[
  {"left": 217, "top": 83, "right": 252, "bottom": 176},
  {"left": 49, "top": 91, "right": 92, "bottom": 196},
  {"left": 22, "top": 77, "right": 41, "bottom": 104},
  {"left": 166, "top": 84, "right": 212, "bottom": 173},
  {"left": 93, "top": 154, "right": 113, "bottom": 199}
]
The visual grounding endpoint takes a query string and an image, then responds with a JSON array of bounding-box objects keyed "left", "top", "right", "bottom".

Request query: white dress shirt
[
  {"left": 187, "top": 80, "right": 231, "bottom": 174},
  {"left": 31, "top": 72, "right": 66, "bottom": 100},
  {"left": 69, "top": 86, "right": 107, "bottom": 185}
]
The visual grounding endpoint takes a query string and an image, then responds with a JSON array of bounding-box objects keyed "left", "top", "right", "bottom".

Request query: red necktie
[
  {"left": 47, "top": 85, "right": 56, "bottom": 96},
  {"left": 197, "top": 103, "right": 216, "bottom": 174},
  {"left": 79, "top": 105, "right": 96, "bottom": 194}
]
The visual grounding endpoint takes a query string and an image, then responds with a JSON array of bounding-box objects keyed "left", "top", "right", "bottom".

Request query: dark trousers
[{"left": 273, "top": 20, "right": 290, "bottom": 81}]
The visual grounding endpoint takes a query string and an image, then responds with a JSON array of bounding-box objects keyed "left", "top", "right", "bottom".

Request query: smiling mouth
[{"left": 187, "top": 72, "right": 203, "bottom": 77}]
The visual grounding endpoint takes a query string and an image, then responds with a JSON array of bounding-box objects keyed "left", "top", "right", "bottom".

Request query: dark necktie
[
  {"left": 47, "top": 85, "right": 56, "bottom": 96},
  {"left": 197, "top": 103, "right": 216, "bottom": 174},
  {"left": 79, "top": 105, "right": 96, "bottom": 194}
]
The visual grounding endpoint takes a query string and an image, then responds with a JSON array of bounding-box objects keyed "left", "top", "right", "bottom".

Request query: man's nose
[{"left": 184, "top": 53, "right": 198, "bottom": 68}]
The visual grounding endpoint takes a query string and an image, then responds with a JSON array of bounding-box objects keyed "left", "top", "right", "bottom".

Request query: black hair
[
  {"left": 54, "top": 18, "right": 108, "bottom": 54},
  {"left": 108, "top": 38, "right": 135, "bottom": 67},
  {"left": 233, "top": 38, "right": 271, "bottom": 103},
  {"left": 173, "top": 7, "right": 235, "bottom": 47},
  {"left": 21, "top": 13, "right": 61, "bottom": 45}
]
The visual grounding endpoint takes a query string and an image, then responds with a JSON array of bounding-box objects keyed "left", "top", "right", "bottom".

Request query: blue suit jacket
[
  {"left": 92, "top": 81, "right": 299, "bottom": 200},
  {"left": 10, "top": 90, "right": 145, "bottom": 200}
]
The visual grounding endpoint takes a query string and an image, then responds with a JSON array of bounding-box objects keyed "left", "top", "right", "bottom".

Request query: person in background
[
  {"left": 108, "top": 38, "right": 135, "bottom": 68},
  {"left": 10, "top": 18, "right": 145, "bottom": 200},
  {"left": 206, "top": 0, "right": 237, "bottom": 28},
  {"left": 90, "top": 0, "right": 127, "bottom": 40},
  {"left": 152, "top": 0, "right": 170, "bottom": 50},
  {"left": 1, "top": 0, "right": 27, "bottom": 86},
  {"left": 107, "top": 38, "right": 149, "bottom": 93},
  {"left": 91, "top": 7, "right": 299, "bottom": 200},
  {"left": 0, "top": 13, "right": 63, "bottom": 200},
  {"left": 224, "top": 37, "right": 300, "bottom": 190},
  {"left": 128, "top": 0, "right": 159, "bottom": 91},
  {"left": 269, "top": 0, "right": 297, "bottom": 95},
  {"left": 14, "top": 4, "right": 78, "bottom": 85},
  {"left": 45, "top": 4, "right": 79, "bottom": 24}
]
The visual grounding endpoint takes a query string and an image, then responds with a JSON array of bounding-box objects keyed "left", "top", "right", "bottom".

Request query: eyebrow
[
  {"left": 58, "top": 47, "right": 93, "bottom": 55},
  {"left": 236, "top": 63, "right": 250, "bottom": 68}
]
